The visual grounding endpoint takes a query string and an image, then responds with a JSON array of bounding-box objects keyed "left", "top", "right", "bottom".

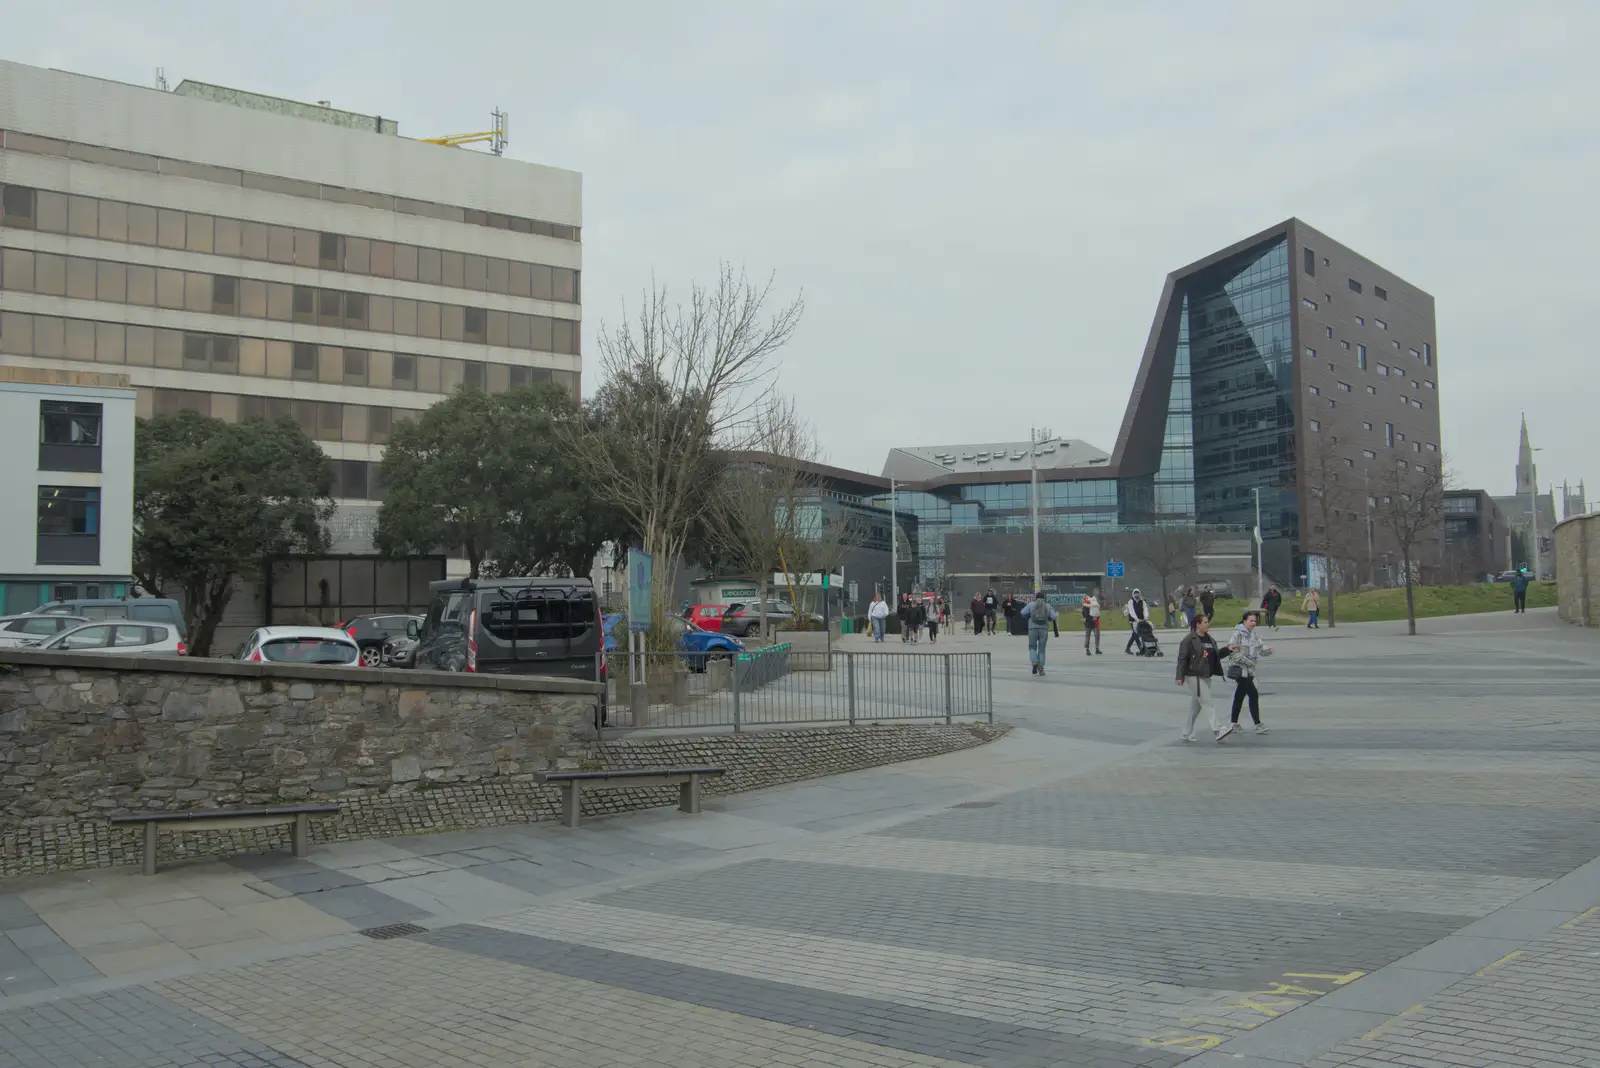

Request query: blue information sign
[
  {"left": 1105, "top": 561, "right": 1125, "bottom": 578},
  {"left": 627, "top": 549, "right": 653, "bottom": 632}
]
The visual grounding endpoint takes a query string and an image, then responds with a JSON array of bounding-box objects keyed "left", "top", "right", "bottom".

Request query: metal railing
[{"left": 599, "top": 648, "right": 992, "bottom": 733}]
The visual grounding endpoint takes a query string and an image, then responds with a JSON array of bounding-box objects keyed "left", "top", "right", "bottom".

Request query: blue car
[{"left": 603, "top": 613, "right": 744, "bottom": 671}]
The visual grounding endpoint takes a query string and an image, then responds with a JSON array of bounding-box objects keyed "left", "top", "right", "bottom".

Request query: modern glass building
[{"left": 845, "top": 221, "right": 1440, "bottom": 592}]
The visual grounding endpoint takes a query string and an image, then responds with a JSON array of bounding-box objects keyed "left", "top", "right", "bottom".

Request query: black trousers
[
  {"left": 1513, "top": 591, "right": 1527, "bottom": 612},
  {"left": 1231, "top": 676, "right": 1261, "bottom": 724}
]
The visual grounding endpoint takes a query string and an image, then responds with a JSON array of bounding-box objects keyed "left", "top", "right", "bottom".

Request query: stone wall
[
  {"left": 1554, "top": 514, "right": 1600, "bottom": 626},
  {"left": 0, "top": 649, "right": 1007, "bottom": 876}
]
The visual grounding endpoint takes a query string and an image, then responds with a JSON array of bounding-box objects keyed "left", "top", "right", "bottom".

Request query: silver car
[
  {"left": 0, "top": 613, "right": 89, "bottom": 648},
  {"left": 34, "top": 621, "right": 186, "bottom": 656}
]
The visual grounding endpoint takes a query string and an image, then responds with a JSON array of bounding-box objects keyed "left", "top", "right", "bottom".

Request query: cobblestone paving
[{"left": 0, "top": 611, "right": 1594, "bottom": 1066}]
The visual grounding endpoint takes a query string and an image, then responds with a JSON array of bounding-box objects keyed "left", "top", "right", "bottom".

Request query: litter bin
[
  {"left": 1008, "top": 613, "right": 1028, "bottom": 636},
  {"left": 841, "top": 618, "right": 855, "bottom": 635}
]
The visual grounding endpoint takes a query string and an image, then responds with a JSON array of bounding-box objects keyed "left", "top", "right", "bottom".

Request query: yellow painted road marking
[
  {"left": 1224, "top": 995, "right": 1300, "bottom": 1018},
  {"left": 1561, "top": 906, "right": 1600, "bottom": 929},
  {"left": 1473, "top": 949, "right": 1525, "bottom": 976},
  {"left": 1283, "top": 970, "right": 1365, "bottom": 985},
  {"left": 1142, "top": 1033, "right": 1225, "bottom": 1051},
  {"left": 1253, "top": 981, "right": 1327, "bottom": 997},
  {"left": 1364, "top": 1002, "right": 1425, "bottom": 1041}
]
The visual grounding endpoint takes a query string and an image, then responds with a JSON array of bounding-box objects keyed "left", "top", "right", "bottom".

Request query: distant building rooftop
[
  {"left": 173, "top": 80, "right": 398, "bottom": 135},
  {"left": 882, "top": 440, "right": 1112, "bottom": 482}
]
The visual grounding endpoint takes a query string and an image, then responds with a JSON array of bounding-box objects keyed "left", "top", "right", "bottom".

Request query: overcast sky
[{"left": 10, "top": 1, "right": 1597, "bottom": 501}]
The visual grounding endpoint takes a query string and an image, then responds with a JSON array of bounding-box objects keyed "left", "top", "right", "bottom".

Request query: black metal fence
[{"left": 600, "top": 647, "right": 993, "bottom": 733}]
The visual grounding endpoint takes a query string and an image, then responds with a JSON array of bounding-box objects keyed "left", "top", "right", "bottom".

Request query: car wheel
[
  {"left": 743, "top": 623, "right": 759, "bottom": 638},
  {"left": 360, "top": 644, "right": 383, "bottom": 667}
]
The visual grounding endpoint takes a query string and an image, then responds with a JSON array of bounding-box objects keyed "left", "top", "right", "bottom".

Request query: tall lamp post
[
  {"left": 889, "top": 477, "right": 899, "bottom": 607},
  {"left": 1529, "top": 448, "right": 1544, "bottom": 579},
  {"left": 1029, "top": 428, "right": 1059, "bottom": 593}
]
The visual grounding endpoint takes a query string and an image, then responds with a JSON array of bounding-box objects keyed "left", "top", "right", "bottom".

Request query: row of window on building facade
[
  {"left": 0, "top": 132, "right": 581, "bottom": 242},
  {"left": 0, "top": 248, "right": 580, "bottom": 354},
  {"left": 0, "top": 312, "right": 578, "bottom": 399},
  {"left": 1, "top": 184, "right": 580, "bottom": 303}
]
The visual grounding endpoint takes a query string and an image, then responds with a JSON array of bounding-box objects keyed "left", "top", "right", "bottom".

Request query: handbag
[{"left": 1226, "top": 663, "right": 1245, "bottom": 681}]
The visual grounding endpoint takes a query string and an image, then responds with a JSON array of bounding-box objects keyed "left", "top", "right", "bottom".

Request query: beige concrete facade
[{"left": 1554, "top": 512, "right": 1599, "bottom": 626}]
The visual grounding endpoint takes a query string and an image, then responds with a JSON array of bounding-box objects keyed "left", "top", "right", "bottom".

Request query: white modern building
[
  {"left": 0, "top": 366, "right": 135, "bottom": 613},
  {"left": 0, "top": 59, "right": 583, "bottom": 554}
]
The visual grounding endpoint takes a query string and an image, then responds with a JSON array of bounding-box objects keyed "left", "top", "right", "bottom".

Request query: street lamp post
[
  {"left": 889, "top": 477, "right": 899, "bottom": 608},
  {"left": 1252, "top": 486, "right": 1264, "bottom": 601},
  {"left": 1529, "top": 448, "right": 1544, "bottom": 580},
  {"left": 1029, "top": 429, "right": 1058, "bottom": 593}
]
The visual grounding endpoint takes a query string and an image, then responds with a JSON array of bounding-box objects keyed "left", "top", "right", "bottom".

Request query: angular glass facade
[
  {"left": 1153, "top": 295, "right": 1197, "bottom": 518},
  {"left": 1185, "top": 238, "right": 1297, "bottom": 552}
]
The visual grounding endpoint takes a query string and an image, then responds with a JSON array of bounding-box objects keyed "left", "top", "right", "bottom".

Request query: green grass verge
[{"left": 1280, "top": 581, "right": 1557, "bottom": 624}]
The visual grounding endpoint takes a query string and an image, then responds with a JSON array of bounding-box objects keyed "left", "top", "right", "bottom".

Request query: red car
[{"left": 683, "top": 603, "right": 728, "bottom": 632}]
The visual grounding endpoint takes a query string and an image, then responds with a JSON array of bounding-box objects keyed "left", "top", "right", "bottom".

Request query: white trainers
[
  {"left": 1254, "top": 724, "right": 1271, "bottom": 734},
  {"left": 1181, "top": 733, "right": 1195, "bottom": 743},
  {"left": 1215, "top": 723, "right": 1237, "bottom": 742}
]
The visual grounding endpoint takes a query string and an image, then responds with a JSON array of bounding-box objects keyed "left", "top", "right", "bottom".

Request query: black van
[{"left": 413, "top": 577, "right": 601, "bottom": 684}]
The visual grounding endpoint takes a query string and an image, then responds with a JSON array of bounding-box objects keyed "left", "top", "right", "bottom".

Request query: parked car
[
  {"left": 0, "top": 613, "right": 89, "bottom": 648},
  {"left": 380, "top": 620, "right": 423, "bottom": 668},
  {"left": 413, "top": 577, "right": 602, "bottom": 685},
  {"left": 32, "top": 598, "right": 187, "bottom": 638},
  {"left": 721, "top": 601, "right": 824, "bottom": 638},
  {"left": 602, "top": 613, "right": 744, "bottom": 672},
  {"left": 233, "top": 626, "right": 361, "bottom": 666},
  {"left": 682, "top": 603, "right": 728, "bottom": 632},
  {"left": 34, "top": 621, "right": 185, "bottom": 656},
  {"left": 341, "top": 614, "right": 424, "bottom": 667}
]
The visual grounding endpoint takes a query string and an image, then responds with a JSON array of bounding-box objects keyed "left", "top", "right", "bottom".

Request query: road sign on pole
[
  {"left": 627, "top": 549, "right": 653, "bottom": 632},
  {"left": 1106, "top": 561, "right": 1125, "bottom": 578}
]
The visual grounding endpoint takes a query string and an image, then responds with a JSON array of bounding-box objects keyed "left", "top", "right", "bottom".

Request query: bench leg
[
  {"left": 679, "top": 775, "right": 702, "bottom": 815},
  {"left": 141, "top": 821, "right": 158, "bottom": 876},
  {"left": 561, "top": 781, "right": 581, "bottom": 828},
  {"left": 291, "top": 812, "right": 310, "bottom": 857}
]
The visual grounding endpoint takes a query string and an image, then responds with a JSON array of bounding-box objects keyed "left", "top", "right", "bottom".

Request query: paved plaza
[{"left": 1, "top": 607, "right": 1597, "bottom": 1066}]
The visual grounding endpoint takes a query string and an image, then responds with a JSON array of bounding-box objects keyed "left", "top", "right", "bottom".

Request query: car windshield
[{"left": 260, "top": 638, "right": 355, "bottom": 664}]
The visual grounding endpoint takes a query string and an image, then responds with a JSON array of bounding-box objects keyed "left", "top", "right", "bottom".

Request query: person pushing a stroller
[{"left": 1125, "top": 590, "right": 1155, "bottom": 654}]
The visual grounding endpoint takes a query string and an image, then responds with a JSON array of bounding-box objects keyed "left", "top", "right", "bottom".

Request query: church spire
[{"left": 1515, "top": 413, "right": 1537, "bottom": 495}]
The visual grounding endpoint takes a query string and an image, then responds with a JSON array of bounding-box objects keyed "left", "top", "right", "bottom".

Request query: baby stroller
[{"left": 1132, "top": 619, "right": 1163, "bottom": 657}]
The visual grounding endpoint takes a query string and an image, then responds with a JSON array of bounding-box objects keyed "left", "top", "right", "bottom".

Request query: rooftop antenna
[
  {"left": 421, "top": 107, "right": 510, "bottom": 156},
  {"left": 155, "top": 67, "right": 170, "bottom": 91}
]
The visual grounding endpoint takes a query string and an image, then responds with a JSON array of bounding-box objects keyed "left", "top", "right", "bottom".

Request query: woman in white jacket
[
  {"left": 1227, "top": 611, "right": 1273, "bottom": 734},
  {"left": 867, "top": 594, "right": 891, "bottom": 643}
]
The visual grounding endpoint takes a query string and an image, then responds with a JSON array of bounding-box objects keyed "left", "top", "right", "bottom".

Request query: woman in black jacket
[{"left": 1174, "top": 616, "right": 1235, "bottom": 743}]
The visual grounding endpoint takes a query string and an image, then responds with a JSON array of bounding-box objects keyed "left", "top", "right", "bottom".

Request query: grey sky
[{"left": 10, "top": 1, "right": 1597, "bottom": 500}]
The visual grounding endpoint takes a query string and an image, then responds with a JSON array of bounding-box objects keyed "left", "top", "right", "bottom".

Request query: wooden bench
[
  {"left": 110, "top": 803, "right": 341, "bottom": 875},
  {"left": 533, "top": 767, "right": 726, "bottom": 828}
]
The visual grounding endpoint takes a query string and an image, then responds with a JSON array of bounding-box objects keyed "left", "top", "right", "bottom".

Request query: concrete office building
[
  {"left": 1442, "top": 488, "right": 1509, "bottom": 583},
  {"left": 0, "top": 366, "right": 136, "bottom": 612},
  {"left": 0, "top": 60, "right": 582, "bottom": 555}
]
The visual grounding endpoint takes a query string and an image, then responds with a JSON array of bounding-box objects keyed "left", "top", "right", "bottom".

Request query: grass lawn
[{"left": 1272, "top": 580, "right": 1558, "bottom": 624}]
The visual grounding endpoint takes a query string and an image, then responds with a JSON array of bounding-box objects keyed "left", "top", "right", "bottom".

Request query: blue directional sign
[{"left": 1105, "top": 561, "right": 1125, "bottom": 578}]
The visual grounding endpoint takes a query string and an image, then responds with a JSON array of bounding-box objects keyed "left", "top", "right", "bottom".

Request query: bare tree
[
  {"left": 1300, "top": 422, "right": 1367, "bottom": 628},
  {"left": 702, "top": 396, "right": 817, "bottom": 641},
  {"left": 563, "top": 267, "right": 803, "bottom": 646},
  {"left": 1373, "top": 457, "right": 1450, "bottom": 635},
  {"left": 1127, "top": 522, "right": 1213, "bottom": 614}
]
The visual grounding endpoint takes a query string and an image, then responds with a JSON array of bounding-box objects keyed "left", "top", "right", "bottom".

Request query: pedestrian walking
[
  {"left": 1021, "top": 591, "right": 1058, "bottom": 676},
  {"left": 1180, "top": 587, "right": 1197, "bottom": 628},
  {"left": 1262, "top": 585, "right": 1283, "bottom": 630},
  {"left": 1511, "top": 570, "right": 1530, "bottom": 613},
  {"left": 1164, "top": 594, "right": 1178, "bottom": 629},
  {"left": 984, "top": 590, "right": 999, "bottom": 635},
  {"left": 910, "top": 598, "right": 926, "bottom": 644},
  {"left": 1002, "top": 594, "right": 1019, "bottom": 635},
  {"left": 1124, "top": 589, "right": 1151, "bottom": 654},
  {"left": 898, "top": 595, "right": 912, "bottom": 643},
  {"left": 1200, "top": 585, "right": 1216, "bottom": 623},
  {"left": 927, "top": 599, "right": 940, "bottom": 644},
  {"left": 1227, "top": 610, "right": 1273, "bottom": 734},
  {"left": 1175, "top": 615, "right": 1230, "bottom": 743},
  {"left": 867, "top": 593, "right": 890, "bottom": 643},
  {"left": 1081, "top": 592, "right": 1102, "bottom": 655},
  {"left": 1302, "top": 588, "right": 1321, "bottom": 629}
]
